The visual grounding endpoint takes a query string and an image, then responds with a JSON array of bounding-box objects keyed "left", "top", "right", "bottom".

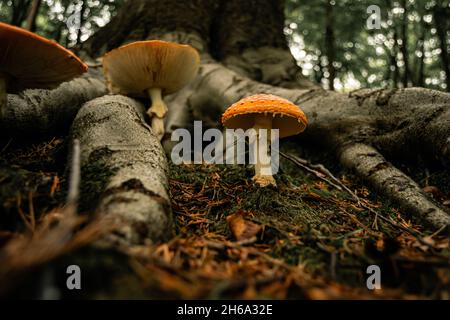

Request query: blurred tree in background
[
  {"left": 286, "top": 0, "right": 449, "bottom": 91},
  {"left": 0, "top": 0, "right": 448, "bottom": 91},
  {"left": 0, "top": 0, "right": 123, "bottom": 47}
]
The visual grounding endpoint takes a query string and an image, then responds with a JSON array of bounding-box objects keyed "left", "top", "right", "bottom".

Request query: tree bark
[
  {"left": 70, "top": 95, "right": 173, "bottom": 246},
  {"left": 385, "top": 0, "right": 400, "bottom": 88},
  {"left": 324, "top": 0, "right": 336, "bottom": 91},
  {"left": 10, "top": 0, "right": 32, "bottom": 27},
  {"left": 81, "top": 0, "right": 450, "bottom": 232},
  {"left": 433, "top": 4, "right": 450, "bottom": 92},
  {"left": 400, "top": 0, "right": 411, "bottom": 88},
  {"left": 75, "top": 0, "right": 87, "bottom": 46},
  {"left": 0, "top": 77, "right": 106, "bottom": 137},
  {"left": 414, "top": 14, "right": 426, "bottom": 87},
  {"left": 392, "top": 30, "right": 401, "bottom": 88},
  {"left": 25, "top": 0, "right": 42, "bottom": 32}
]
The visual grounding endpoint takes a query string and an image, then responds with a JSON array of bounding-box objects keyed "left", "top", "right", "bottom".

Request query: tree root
[
  {"left": 164, "top": 58, "right": 450, "bottom": 232},
  {"left": 339, "top": 143, "right": 450, "bottom": 231},
  {"left": 70, "top": 95, "right": 173, "bottom": 247},
  {"left": 1, "top": 77, "right": 107, "bottom": 137}
]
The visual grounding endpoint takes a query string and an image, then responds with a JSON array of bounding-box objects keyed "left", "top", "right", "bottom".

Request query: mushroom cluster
[
  {"left": 0, "top": 22, "right": 88, "bottom": 114},
  {"left": 102, "top": 40, "right": 200, "bottom": 140},
  {"left": 222, "top": 94, "right": 308, "bottom": 187},
  {"left": 1, "top": 22, "right": 306, "bottom": 190}
]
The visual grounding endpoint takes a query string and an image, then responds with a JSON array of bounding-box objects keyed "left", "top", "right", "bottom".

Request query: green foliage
[
  {"left": 1, "top": 0, "right": 448, "bottom": 91},
  {"left": 285, "top": 0, "right": 449, "bottom": 91},
  {"left": 0, "top": 0, "right": 124, "bottom": 47}
]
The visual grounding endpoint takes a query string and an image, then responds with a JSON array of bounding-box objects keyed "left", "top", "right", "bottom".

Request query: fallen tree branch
[
  {"left": 1, "top": 77, "right": 106, "bottom": 136},
  {"left": 70, "top": 95, "right": 174, "bottom": 247}
]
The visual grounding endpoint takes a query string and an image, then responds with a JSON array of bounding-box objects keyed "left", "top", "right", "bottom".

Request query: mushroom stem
[
  {"left": 147, "top": 88, "right": 168, "bottom": 141},
  {"left": 252, "top": 114, "right": 276, "bottom": 187},
  {"left": 0, "top": 73, "right": 7, "bottom": 116}
]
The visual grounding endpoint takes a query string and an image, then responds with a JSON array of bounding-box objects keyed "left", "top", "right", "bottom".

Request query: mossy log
[{"left": 70, "top": 95, "right": 173, "bottom": 246}]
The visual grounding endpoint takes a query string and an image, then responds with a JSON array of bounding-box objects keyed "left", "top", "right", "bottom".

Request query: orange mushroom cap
[
  {"left": 0, "top": 22, "right": 88, "bottom": 92},
  {"left": 221, "top": 94, "right": 308, "bottom": 138},
  {"left": 102, "top": 40, "right": 200, "bottom": 97}
]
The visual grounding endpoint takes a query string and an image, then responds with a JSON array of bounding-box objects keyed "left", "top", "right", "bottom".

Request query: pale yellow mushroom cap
[{"left": 102, "top": 40, "right": 200, "bottom": 97}]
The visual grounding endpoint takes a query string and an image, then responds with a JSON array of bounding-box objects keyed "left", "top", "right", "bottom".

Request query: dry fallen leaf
[
  {"left": 49, "top": 175, "right": 60, "bottom": 197},
  {"left": 226, "top": 211, "right": 262, "bottom": 241},
  {"left": 423, "top": 186, "right": 446, "bottom": 201},
  {"left": 412, "top": 235, "right": 449, "bottom": 251}
]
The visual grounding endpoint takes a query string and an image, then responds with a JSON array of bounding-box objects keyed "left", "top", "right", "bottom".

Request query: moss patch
[{"left": 0, "top": 135, "right": 449, "bottom": 299}]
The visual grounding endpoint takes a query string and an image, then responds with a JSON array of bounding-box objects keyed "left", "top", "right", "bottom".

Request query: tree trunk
[
  {"left": 433, "top": 5, "right": 450, "bottom": 92},
  {"left": 324, "top": 0, "right": 336, "bottom": 91},
  {"left": 314, "top": 53, "right": 324, "bottom": 85},
  {"left": 392, "top": 30, "right": 401, "bottom": 88},
  {"left": 384, "top": 0, "right": 400, "bottom": 88},
  {"left": 80, "top": 0, "right": 450, "bottom": 232},
  {"left": 25, "top": 0, "right": 42, "bottom": 32},
  {"left": 10, "top": 0, "right": 32, "bottom": 27},
  {"left": 75, "top": 0, "right": 87, "bottom": 45},
  {"left": 70, "top": 95, "right": 173, "bottom": 246},
  {"left": 399, "top": 0, "right": 411, "bottom": 88},
  {"left": 415, "top": 15, "right": 427, "bottom": 87}
]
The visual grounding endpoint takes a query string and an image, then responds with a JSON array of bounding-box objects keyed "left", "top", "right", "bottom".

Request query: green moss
[
  {"left": 169, "top": 161, "right": 364, "bottom": 278},
  {"left": 79, "top": 149, "right": 118, "bottom": 212},
  {"left": 1, "top": 133, "right": 448, "bottom": 298}
]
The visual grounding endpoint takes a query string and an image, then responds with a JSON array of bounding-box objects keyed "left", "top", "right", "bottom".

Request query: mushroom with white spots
[{"left": 222, "top": 94, "right": 308, "bottom": 187}]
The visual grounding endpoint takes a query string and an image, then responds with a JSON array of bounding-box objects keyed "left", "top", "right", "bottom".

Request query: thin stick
[
  {"left": 66, "top": 139, "right": 81, "bottom": 214},
  {"left": 280, "top": 151, "right": 344, "bottom": 191},
  {"left": 28, "top": 191, "right": 36, "bottom": 232},
  {"left": 16, "top": 194, "right": 33, "bottom": 232},
  {"left": 280, "top": 152, "right": 435, "bottom": 250}
]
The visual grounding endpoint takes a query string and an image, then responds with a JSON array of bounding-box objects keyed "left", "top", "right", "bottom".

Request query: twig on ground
[
  {"left": 66, "top": 139, "right": 81, "bottom": 215},
  {"left": 280, "top": 150, "right": 439, "bottom": 252},
  {"left": 280, "top": 151, "right": 344, "bottom": 192}
]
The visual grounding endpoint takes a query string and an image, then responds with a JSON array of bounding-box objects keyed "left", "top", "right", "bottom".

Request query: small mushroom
[
  {"left": 102, "top": 40, "right": 200, "bottom": 140},
  {"left": 221, "top": 94, "right": 308, "bottom": 187},
  {"left": 0, "top": 22, "right": 88, "bottom": 114}
]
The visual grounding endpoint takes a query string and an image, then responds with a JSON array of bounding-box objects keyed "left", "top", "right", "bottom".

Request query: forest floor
[{"left": 0, "top": 135, "right": 449, "bottom": 299}]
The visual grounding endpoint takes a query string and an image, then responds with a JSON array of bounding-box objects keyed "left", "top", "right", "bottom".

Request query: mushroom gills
[
  {"left": 252, "top": 114, "right": 276, "bottom": 187},
  {"left": 147, "top": 88, "right": 168, "bottom": 141},
  {"left": 0, "top": 73, "right": 7, "bottom": 115}
]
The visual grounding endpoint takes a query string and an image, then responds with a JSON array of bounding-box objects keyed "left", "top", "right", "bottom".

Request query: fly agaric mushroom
[
  {"left": 0, "top": 22, "right": 88, "bottom": 114},
  {"left": 221, "top": 94, "right": 308, "bottom": 187},
  {"left": 102, "top": 40, "right": 200, "bottom": 140}
]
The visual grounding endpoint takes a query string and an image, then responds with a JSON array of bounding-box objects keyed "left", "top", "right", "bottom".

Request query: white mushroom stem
[
  {"left": 0, "top": 73, "right": 7, "bottom": 116},
  {"left": 147, "top": 88, "right": 168, "bottom": 141},
  {"left": 252, "top": 114, "right": 276, "bottom": 187}
]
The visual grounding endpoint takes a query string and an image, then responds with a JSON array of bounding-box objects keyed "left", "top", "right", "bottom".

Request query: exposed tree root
[
  {"left": 70, "top": 95, "right": 173, "bottom": 246},
  {"left": 0, "top": 77, "right": 106, "bottom": 136},
  {"left": 76, "top": 0, "right": 450, "bottom": 233},
  {"left": 339, "top": 143, "right": 450, "bottom": 231},
  {"left": 163, "top": 58, "right": 450, "bottom": 231}
]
